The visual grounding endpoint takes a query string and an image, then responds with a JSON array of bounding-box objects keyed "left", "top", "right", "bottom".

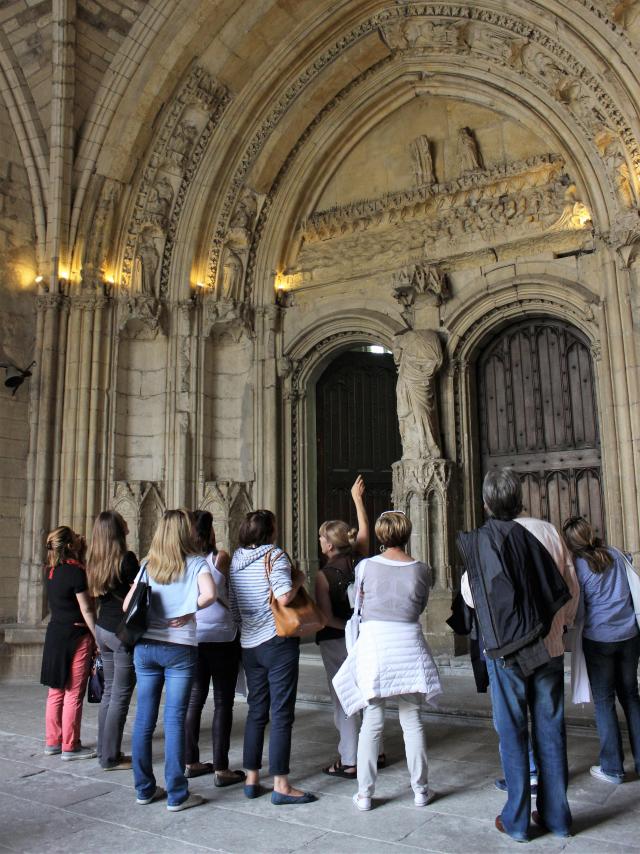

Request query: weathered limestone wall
[{"left": 0, "top": 100, "right": 36, "bottom": 623}]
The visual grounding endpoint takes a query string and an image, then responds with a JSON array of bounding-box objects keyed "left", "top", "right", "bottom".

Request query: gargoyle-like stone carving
[
  {"left": 410, "top": 136, "right": 435, "bottom": 186},
  {"left": 393, "top": 329, "right": 444, "bottom": 460}
]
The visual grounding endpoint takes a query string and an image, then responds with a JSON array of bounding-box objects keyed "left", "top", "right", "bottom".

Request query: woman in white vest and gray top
[
  {"left": 333, "top": 511, "right": 442, "bottom": 811},
  {"left": 183, "top": 511, "right": 245, "bottom": 787}
]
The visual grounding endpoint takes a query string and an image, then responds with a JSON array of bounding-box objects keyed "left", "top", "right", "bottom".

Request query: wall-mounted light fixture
[{"left": 0, "top": 361, "right": 35, "bottom": 396}]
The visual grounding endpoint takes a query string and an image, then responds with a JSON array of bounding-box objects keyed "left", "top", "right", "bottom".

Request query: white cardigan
[{"left": 333, "top": 619, "right": 442, "bottom": 717}]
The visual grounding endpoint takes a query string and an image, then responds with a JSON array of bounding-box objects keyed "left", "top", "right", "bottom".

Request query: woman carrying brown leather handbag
[{"left": 229, "top": 510, "right": 318, "bottom": 806}]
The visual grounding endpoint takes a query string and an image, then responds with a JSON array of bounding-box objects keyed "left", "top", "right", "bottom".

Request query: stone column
[
  {"left": 254, "top": 305, "right": 281, "bottom": 513},
  {"left": 18, "top": 293, "right": 69, "bottom": 624}
]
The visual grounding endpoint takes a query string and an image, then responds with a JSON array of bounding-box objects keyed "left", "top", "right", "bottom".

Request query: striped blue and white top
[{"left": 229, "top": 545, "right": 293, "bottom": 648}]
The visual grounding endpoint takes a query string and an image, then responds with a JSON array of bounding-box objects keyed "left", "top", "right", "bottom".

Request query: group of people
[{"left": 39, "top": 468, "right": 640, "bottom": 841}]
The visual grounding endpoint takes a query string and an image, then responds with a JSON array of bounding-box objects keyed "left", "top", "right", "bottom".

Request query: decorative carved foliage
[
  {"left": 392, "top": 262, "right": 450, "bottom": 307},
  {"left": 199, "top": 480, "right": 253, "bottom": 553},
  {"left": 121, "top": 63, "right": 231, "bottom": 297},
  {"left": 112, "top": 481, "right": 166, "bottom": 558}
]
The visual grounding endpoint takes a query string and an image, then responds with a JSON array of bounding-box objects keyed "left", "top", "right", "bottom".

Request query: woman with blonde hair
[
  {"left": 315, "top": 475, "right": 369, "bottom": 778},
  {"left": 86, "top": 510, "right": 139, "bottom": 770},
  {"left": 333, "top": 510, "right": 441, "bottom": 811},
  {"left": 123, "top": 509, "right": 216, "bottom": 811},
  {"left": 41, "top": 525, "right": 97, "bottom": 760},
  {"left": 562, "top": 516, "right": 640, "bottom": 784}
]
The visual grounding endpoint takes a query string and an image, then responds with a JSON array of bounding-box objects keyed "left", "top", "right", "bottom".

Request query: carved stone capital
[
  {"left": 392, "top": 458, "right": 453, "bottom": 503},
  {"left": 202, "top": 293, "right": 253, "bottom": 340},
  {"left": 117, "top": 293, "right": 163, "bottom": 339},
  {"left": 35, "top": 293, "right": 68, "bottom": 313},
  {"left": 392, "top": 262, "right": 450, "bottom": 307}
]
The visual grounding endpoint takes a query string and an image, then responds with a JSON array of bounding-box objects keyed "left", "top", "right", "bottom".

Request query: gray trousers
[
  {"left": 319, "top": 637, "right": 360, "bottom": 766},
  {"left": 95, "top": 625, "right": 136, "bottom": 768},
  {"left": 358, "top": 694, "right": 428, "bottom": 797}
]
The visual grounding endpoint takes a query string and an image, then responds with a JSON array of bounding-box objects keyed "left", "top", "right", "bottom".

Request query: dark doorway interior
[
  {"left": 477, "top": 317, "right": 605, "bottom": 536},
  {"left": 316, "top": 348, "right": 402, "bottom": 557}
]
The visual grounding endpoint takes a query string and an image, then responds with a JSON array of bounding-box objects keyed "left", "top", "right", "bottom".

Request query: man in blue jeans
[{"left": 458, "top": 468, "right": 575, "bottom": 842}]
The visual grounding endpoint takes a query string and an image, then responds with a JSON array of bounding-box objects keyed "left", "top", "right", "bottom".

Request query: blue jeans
[
  {"left": 132, "top": 641, "right": 197, "bottom": 806},
  {"left": 583, "top": 633, "right": 640, "bottom": 778},
  {"left": 242, "top": 635, "right": 299, "bottom": 775},
  {"left": 487, "top": 654, "right": 571, "bottom": 840}
]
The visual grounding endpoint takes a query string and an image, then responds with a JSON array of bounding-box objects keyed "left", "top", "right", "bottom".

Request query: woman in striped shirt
[{"left": 229, "top": 509, "right": 316, "bottom": 805}]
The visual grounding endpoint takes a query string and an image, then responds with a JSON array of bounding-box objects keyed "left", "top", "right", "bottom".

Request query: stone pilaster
[
  {"left": 18, "top": 293, "right": 69, "bottom": 625},
  {"left": 392, "top": 457, "right": 462, "bottom": 654}
]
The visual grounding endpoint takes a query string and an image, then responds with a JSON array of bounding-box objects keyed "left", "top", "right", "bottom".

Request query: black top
[
  {"left": 97, "top": 551, "right": 140, "bottom": 632},
  {"left": 316, "top": 553, "right": 355, "bottom": 644},
  {"left": 456, "top": 518, "right": 571, "bottom": 660},
  {"left": 41, "top": 560, "right": 90, "bottom": 689},
  {"left": 46, "top": 560, "right": 88, "bottom": 624}
]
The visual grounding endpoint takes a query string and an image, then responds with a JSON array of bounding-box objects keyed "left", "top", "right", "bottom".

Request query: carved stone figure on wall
[
  {"left": 229, "top": 187, "right": 258, "bottom": 233},
  {"left": 167, "top": 120, "right": 198, "bottom": 169},
  {"left": 146, "top": 176, "right": 174, "bottom": 223},
  {"left": 457, "top": 127, "right": 483, "bottom": 173},
  {"left": 221, "top": 246, "right": 244, "bottom": 302},
  {"left": 410, "top": 136, "right": 435, "bottom": 186},
  {"left": 392, "top": 329, "right": 443, "bottom": 459},
  {"left": 134, "top": 228, "right": 160, "bottom": 297}
]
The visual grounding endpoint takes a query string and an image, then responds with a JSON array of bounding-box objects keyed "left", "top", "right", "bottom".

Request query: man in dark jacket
[{"left": 457, "top": 468, "right": 573, "bottom": 842}]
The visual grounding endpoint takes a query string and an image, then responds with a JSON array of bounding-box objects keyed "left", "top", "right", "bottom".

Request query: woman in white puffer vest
[{"left": 333, "top": 511, "right": 442, "bottom": 811}]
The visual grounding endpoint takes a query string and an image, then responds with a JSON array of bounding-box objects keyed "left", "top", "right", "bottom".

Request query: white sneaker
[
  {"left": 167, "top": 793, "right": 205, "bottom": 812},
  {"left": 61, "top": 746, "right": 97, "bottom": 761},
  {"left": 414, "top": 790, "right": 435, "bottom": 807},
  {"left": 137, "top": 786, "right": 167, "bottom": 805},
  {"left": 353, "top": 792, "right": 372, "bottom": 811},
  {"left": 590, "top": 765, "right": 623, "bottom": 784}
]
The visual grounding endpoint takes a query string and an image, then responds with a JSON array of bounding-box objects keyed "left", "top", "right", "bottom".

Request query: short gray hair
[{"left": 482, "top": 468, "right": 523, "bottom": 520}]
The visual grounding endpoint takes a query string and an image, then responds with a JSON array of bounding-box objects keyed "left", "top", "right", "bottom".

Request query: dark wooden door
[
  {"left": 316, "top": 350, "right": 402, "bottom": 555},
  {"left": 477, "top": 318, "right": 605, "bottom": 536}
]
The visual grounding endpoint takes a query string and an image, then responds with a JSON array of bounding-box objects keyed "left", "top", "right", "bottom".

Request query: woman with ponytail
[
  {"left": 41, "top": 526, "right": 97, "bottom": 760},
  {"left": 86, "top": 511, "right": 139, "bottom": 770},
  {"left": 563, "top": 516, "right": 640, "bottom": 784},
  {"left": 315, "top": 475, "right": 369, "bottom": 779}
]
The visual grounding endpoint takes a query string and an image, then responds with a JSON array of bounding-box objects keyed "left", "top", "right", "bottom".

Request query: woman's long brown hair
[
  {"left": 562, "top": 516, "right": 613, "bottom": 574},
  {"left": 86, "top": 511, "right": 128, "bottom": 596}
]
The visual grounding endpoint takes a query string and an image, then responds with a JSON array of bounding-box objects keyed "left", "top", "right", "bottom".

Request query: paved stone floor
[{"left": 0, "top": 665, "right": 638, "bottom": 853}]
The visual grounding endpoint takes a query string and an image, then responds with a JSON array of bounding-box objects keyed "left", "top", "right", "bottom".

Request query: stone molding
[
  {"left": 120, "top": 63, "right": 231, "bottom": 299},
  {"left": 207, "top": 3, "right": 640, "bottom": 300},
  {"left": 199, "top": 479, "right": 253, "bottom": 552}
]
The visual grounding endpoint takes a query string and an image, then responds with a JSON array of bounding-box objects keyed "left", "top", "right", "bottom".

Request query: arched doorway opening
[
  {"left": 315, "top": 345, "right": 402, "bottom": 556},
  {"left": 476, "top": 317, "right": 605, "bottom": 536}
]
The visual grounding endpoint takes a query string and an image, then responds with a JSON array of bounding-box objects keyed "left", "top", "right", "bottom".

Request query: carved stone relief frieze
[
  {"left": 296, "top": 154, "right": 590, "bottom": 273},
  {"left": 120, "top": 63, "right": 231, "bottom": 299}
]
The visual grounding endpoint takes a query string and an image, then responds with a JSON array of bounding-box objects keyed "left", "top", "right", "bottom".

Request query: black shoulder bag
[{"left": 116, "top": 565, "right": 151, "bottom": 649}]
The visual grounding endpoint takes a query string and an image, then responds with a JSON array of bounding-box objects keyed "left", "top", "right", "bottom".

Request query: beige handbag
[{"left": 264, "top": 548, "right": 326, "bottom": 638}]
